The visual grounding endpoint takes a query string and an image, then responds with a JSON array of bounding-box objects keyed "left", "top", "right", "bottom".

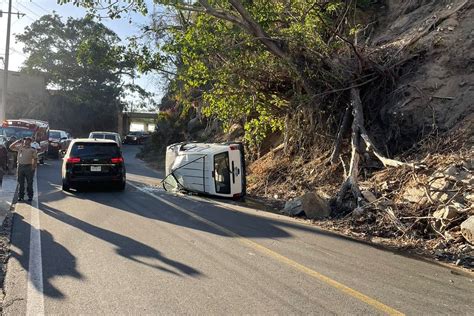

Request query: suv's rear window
[
  {"left": 104, "top": 135, "right": 116, "bottom": 140},
  {"left": 71, "top": 143, "right": 120, "bottom": 158}
]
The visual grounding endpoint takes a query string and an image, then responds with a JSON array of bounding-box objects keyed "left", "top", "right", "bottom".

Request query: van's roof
[
  {"left": 50, "top": 129, "right": 66, "bottom": 133},
  {"left": 72, "top": 138, "right": 117, "bottom": 144}
]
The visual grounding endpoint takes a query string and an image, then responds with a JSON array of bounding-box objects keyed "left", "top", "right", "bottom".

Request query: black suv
[
  {"left": 123, "top": 131, "right": 150, "bottom": 145},
  {"left": 49, "top": 129, "right": 72, "bottom": 158},
  {"left": 62, "top": 139, "right": 126, "bottom": 191}
]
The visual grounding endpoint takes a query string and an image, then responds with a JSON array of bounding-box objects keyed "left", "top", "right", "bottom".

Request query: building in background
[{"left": 0, "top": 70, "right": 47, "bottom": 119}]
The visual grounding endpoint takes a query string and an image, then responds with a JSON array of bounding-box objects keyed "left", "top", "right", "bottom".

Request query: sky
[{"left": 0, "top": 0, "right": 165, "bottom": 110}]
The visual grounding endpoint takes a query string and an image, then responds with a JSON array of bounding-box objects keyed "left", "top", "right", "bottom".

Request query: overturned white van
[{"left": 163, "top": 142, "right": 246, "bottom": 199}]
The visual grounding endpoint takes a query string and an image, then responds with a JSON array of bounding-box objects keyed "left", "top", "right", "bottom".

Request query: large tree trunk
[
  {"left": 329, "top": 106, "right": 351, "bottom": 164},
  {"left": 337, "top": 88, "right": 364, "bottom": 207},
  {"left": 337, "top": 87, "right": 410, "bottom": 210}
]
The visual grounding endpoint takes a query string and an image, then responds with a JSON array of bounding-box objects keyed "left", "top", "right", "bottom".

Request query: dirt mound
[{"left": 372, "top": 0, "right": 473, "bottom": 151}]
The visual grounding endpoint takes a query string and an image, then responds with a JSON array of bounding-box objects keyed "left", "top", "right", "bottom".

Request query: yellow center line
[{"left": 129, "top": 182, "right": 404, "bottom": 316}]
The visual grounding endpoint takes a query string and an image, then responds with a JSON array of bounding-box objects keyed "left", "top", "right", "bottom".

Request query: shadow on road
[
  {"left": 10, "top": 213, "right": 83, "bottom": 299},
  {"left": 39, "top": 197, "right": 202, "bottom": 278}
]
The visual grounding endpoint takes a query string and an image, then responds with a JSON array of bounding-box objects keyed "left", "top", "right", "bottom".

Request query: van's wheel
[
  {"left": 62, "top": 180, "right": 70, "bottom": 192},
  {"left": 39, "top": 157, "right": 45, "bottom": 165}
]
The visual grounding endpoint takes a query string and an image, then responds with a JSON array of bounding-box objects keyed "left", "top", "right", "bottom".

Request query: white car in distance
[{"left": 88, "top": 131, "right": 122, "bottom": 147}]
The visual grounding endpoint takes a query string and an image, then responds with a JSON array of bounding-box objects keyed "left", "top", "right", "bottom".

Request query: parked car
[
  {"left": 61, "top": 138, "right": 126, "bottom": 191},
  {"left": 1, "top": 119, "right": 50, "bottom": 164},
  {"left": 49, "top": 129, "right": 73, "bottom": 158},
  {"left": 88, "top": 131, "right": 122, "bottom": 147},
  {"left": 123, "top": 131, "right": 150, "bottom": 145}
]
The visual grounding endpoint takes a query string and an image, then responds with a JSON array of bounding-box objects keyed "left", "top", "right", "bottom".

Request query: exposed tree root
[{"left": 337, "top": 88, "right": 415, "bottom": 210}]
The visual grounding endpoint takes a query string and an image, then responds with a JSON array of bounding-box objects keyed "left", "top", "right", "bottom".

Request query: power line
[
  {"left": 14, "top": 2, "right": 41, "bottom": 19},
  {"left": 27, "top": 1, "right": 49, "bottom": 15},
  {"left": 11, "top": 5, "right": 35, "bottom": 21},
  {"left": 10, "top": 47, "right": 27, "bottom": 57}
]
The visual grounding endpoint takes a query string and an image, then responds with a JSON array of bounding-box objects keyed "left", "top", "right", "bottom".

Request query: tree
[{"left": 16, "top": 14, "right": 149, "bottom": 135}]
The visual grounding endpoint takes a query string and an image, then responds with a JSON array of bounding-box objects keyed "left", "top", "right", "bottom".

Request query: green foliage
[
  {"left": 59, "top": 0, "right": 365, "bottom": 151},
  {"left": 17, "top": 14, "right": 151, "bottom": 133}
]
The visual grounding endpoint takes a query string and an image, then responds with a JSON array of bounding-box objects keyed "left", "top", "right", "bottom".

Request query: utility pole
[{"left": 0, "top": 1, "right": 25, "bottom": 121}]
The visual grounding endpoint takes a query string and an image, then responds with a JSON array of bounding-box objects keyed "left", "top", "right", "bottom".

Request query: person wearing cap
[{"left": 9, "top": 137, "right": 38, "bottom": 202}]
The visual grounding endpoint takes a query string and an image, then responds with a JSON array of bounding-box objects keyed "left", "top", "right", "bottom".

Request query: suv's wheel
[
  {"left": 62, "top": 180, "right": 70, "bottom": 192},
  {"left": 116, "top": 180, "right": 126, "bottom": 191}
]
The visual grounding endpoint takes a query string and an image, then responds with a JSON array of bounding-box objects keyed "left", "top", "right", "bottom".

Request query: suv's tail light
[
  {"left": 111, "top": 157, "right": 124, "bottom": 164},
  {"left": 67, "top": 157, "right": 81, "bottom": 163}
]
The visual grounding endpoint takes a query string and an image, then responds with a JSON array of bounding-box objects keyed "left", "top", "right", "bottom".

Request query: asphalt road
[{"left": 3, "top": 145, "right": 473, "bottom": 315}]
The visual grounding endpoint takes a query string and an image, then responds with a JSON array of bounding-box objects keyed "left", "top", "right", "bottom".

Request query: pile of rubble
[{"left": 281, "top": 153, "right": 473, "bottom": 269}]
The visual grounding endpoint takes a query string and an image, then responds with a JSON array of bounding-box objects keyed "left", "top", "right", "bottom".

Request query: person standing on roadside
[{"left": 9, "top": 137, "right": 37, "bottom": 202}]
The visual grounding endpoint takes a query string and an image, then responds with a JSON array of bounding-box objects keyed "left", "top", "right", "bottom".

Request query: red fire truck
[{"left": 1, "top": 119, "right": 50, "bottom": 164}]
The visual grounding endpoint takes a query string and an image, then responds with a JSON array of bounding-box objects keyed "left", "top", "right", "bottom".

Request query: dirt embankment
[{"left": 247, "top": 1, "right": 474, "bottom": 269}]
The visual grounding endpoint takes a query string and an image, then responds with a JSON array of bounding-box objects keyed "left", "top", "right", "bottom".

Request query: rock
[
  {"left": 282, "top": 192, "right": 330, "bottom": 219},
  {"left": 461, "top": 216, "right": 474, "bottom": 244},
  {"left": 352, "top": 207, "right": 364, "bottom": 217},
  {"left": 444, "top": 166, "right": 458, "bottom": 177},
  {"left": 443, "top": 166, "right": 471, "bottom": 184},
  {"left": 283, "top": 199, "right": 304, "bottom": 216},
  {"left": 361, "top": 191, "right": 377, "bottom": 203},
  {"left": 429, "top": 173, "right": 448, "bottom": 190},
  {"left": 462, "top": 160, "right": 473, "bottom": 171},
  {"left": 433, "top": 205, "right": 459, "bottom": 220},
  {"left": 428, "top": 174, "right": 453, "bottom": 203},
  {"left": 403, "top": 186, "right": 426, "bottom": 203}
]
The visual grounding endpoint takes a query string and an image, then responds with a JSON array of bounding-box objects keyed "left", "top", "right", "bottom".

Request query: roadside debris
[
  {"left": 260, "top": 148, "right": 473, "bottom": 269},
  {"left": 282, "top": 192, "right": 330, "bottom": 219},
  {"left": 461, "top": 216, "right": 474, "bottom": 244}
]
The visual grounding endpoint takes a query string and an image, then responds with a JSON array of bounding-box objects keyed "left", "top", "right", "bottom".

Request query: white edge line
[{"left": 26, "top": 169, "right": 45, "bottom": 315}]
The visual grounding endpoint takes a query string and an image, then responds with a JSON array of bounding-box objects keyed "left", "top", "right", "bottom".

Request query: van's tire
[{"left": 39, "top": 157, "right": 45, "bottom": 165}]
